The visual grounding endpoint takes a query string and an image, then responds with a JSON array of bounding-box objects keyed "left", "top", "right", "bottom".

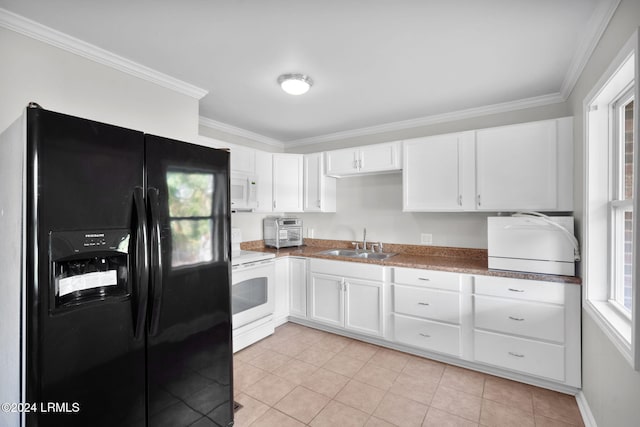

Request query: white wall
[
  {"left": 568, "top": 0, "right": 640, "bottom": 426},
  {"left": 0, "top": 27, "right": 199, "bottom": 141},
  {"left": 300, "top": 173, "right": 492, "bottom": 248}
]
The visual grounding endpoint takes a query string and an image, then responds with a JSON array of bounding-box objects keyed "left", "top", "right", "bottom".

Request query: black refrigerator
[{"left": 0, "top": 106, "right": 234, "bottom": 427}]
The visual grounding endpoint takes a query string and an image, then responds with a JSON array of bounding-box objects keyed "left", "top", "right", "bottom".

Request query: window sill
[{"left": 584, "top": 299, "right": 634, "bottom": 366}]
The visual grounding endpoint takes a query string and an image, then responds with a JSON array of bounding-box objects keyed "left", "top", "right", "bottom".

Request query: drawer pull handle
[
  {"left": 418, "top": 277, "right": 431, "bottom": 281},
  {"left": 508, "top": 352, "right": 525, "bottom": 358},
  {"left": 418, "top": 302, "right": 430, "bottom": 306},
  {"left": 419, "top": 333, "right": 431, "bottom": 338},
  {"left": 508, "top": 316, "right": 525, "bottom": 321},
  {"left": 508, "top": 288, "right": 525, "bottom": 293}
]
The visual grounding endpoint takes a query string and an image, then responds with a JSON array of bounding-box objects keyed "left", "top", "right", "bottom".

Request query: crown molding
[
  {"left": 0, "top": 8, "right": 208, "bottom": 99},
  {"left": 560, "top": 0, "right": 621, "bottom": 99},
  {"left": 285, "top": 92, "right": 566, "bottom": 147},
  {"left": 199, "top": 116, "right": 285, "bottom": 148}
]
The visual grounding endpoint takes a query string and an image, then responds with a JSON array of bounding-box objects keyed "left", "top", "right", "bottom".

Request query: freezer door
[
  {"left": 26, "top": 108, "right": 146, "bottom": 426},
  {"left": 145, "top": 134, "right": 233, "bottom": 427}
]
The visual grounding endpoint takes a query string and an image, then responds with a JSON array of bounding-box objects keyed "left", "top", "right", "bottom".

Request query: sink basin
[
  {"left": 356, "top": 252, "right": 397, "bottom": 260},
  {"left": 317, "top": 249, "right": 360, "bottom": 257},
  {"left": 317, "top": 249, "right": 397, "bottom": 260}
]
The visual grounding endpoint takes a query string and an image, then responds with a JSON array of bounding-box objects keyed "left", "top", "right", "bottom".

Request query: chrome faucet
[{"left": 362, "top": 227, "right": 367, "bottom": 251}]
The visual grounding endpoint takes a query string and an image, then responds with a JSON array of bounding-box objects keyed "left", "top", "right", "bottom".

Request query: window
[
  {"left": 584, "top": 30, "right": 639, "bottom": 369},
  {"left": 611, "top": 94, "right": 634, "bottom": 314}
]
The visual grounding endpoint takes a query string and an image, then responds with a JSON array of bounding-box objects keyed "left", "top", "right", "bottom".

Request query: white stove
[{"left": 230, "top": 228, "right": 276, "bottom": 352}]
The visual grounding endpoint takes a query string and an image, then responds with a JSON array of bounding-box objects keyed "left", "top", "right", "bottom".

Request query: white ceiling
[{"left": 0, "top": 0, "right": 614, "bottom": 145}]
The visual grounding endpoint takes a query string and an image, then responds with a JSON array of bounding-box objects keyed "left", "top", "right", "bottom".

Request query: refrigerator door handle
[
  {"left": 147, "top": 187, "right": 163, "bottom": 336},
  {"left": 133, "top": 187, "right": 150, "bottom": 340}
]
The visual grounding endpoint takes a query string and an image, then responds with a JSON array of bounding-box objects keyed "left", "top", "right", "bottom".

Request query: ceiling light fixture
[{"left": 277, "top": 73, "right": 313, "bottom": 95}]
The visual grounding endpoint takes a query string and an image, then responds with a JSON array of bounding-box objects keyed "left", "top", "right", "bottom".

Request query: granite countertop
[{"left": 241, "top": 238, "right": 582, "bottom": 285}]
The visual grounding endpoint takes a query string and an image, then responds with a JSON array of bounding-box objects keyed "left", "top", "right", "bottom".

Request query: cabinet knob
[
  {"left": 477, "top": 194, "right": 481, "bottom": 206},
  {"left": 507, "top": 288, "right": 525, "bottom": 293},
  {"left": 508, "top": 352, "right": 525, "bottom": 358},
  {"left": 419, "top": 332, "right": 431, "bottom": 338},
  {"left": 458, "top": 195, "right": 462, "bottom": 206},
  {"left": 508, "top": 316, "right": 525, "bottom": 321},
  {"left": 417, "top": 302, "right": 430, "bottom": 306},
  {"left": 418, "top": 277, "right": 431, "bottom": 281}
]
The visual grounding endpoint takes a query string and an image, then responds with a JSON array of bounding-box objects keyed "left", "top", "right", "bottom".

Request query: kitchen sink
[
  {"left": 317, "top": 249, "right": 360, "bottom": 257},
  {"left": 356, "top": 252, "right": 397, "bottom": 260},
  {"left": 316, "top": 249, "right": 397, "bottom": 260}
]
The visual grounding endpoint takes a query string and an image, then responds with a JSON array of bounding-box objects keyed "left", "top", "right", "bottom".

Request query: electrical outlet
[
  {"left": 421, "top": 233, "right": 433, "bottom": 245},
  {"left": 308, "top": 228, "right": 315, "bottom": 238}
]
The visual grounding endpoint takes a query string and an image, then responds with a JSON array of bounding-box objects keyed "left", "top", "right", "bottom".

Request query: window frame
[
  {"left": 584, "top": 29, "right": 640, "bottom": 370},
  {"left": 609, "top": 89, "right": 634, "bottom": 317}
]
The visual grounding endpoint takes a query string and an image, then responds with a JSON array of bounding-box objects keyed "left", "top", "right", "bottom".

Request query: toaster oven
[{"left": 263, "top": 217, "right": 303, "bottom": 248}]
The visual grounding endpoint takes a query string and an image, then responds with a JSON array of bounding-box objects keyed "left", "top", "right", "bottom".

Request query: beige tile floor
[{"left": 233, "top": 323, "right": 584, "bottom": 427}]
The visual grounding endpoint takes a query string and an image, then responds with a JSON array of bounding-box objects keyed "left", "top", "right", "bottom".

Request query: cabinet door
[
  {"left": 403, "top": 133, "right": 474, "bottom": 211},
  {"left": 476, "top": 120, "right": 558, "bottom": 210},
  {"left": 273, "top": 154, "right": 303, "bottom": 212},
  {"left": 303, "top": 153, "right": 322, "bottom": 212},
  {"left": 289, "top": 257, "right": 307, "bottom": 318},
  {"left": 358, "top": 142, "right": 401, "bottom": 174},
  {"left": 274, "top": 258, "right": 290, "bottom": 324},
  {"left": 304, "top": 153, "right": 336, "bottom": 212},
  {"left": 308, "top": 273, "right": 344, "bottom": 328},
  {"left": 230, "top": 144, "right": 256, "bottom": 175},
  {"left": 254, "top": 150, "right": 273, "bottom": 213},
  {"left": 345, "top": 278, "right": 383, "bottom": 337},
  {"left": 325, "top": 148, "right": 359, "bottom": 177}
]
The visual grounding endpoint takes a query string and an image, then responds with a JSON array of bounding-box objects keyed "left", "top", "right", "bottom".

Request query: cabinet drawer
[
  {"left": 394, "top": 285, "right": 460, "bottom": 324},
  {"left": 310, "top": 258, "right": 384, "bottom": 281},
  {"left": 474, "top": 275, "right": 564, "bottom": 304},
  {"left": 394, "top": 268, "right": 460, "bottom": 291},
  {"left": 474, "top": 330, "right": 565, "bottom": 381},
  {"left": 474, "top": 296, "right": 564, "bottom": 342},
  {"left": 393, "top": 314, "right": 460, "bottom": 356}
]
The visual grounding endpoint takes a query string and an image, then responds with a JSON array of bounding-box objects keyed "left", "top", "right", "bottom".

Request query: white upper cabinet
[
  {"left": 229, "top": 144, "right": 256, "bottom": 175},
  {"left": 273, "top": 153, "right": 303, "bottom": 212},
  {"left": 303, "top": 153, "right": 336, "bottom": 212},
  {"left": 325, "top": 141, "right": 401, "bottom": 177},
  {"left": 403, "top": 132, "right": 475, "bottom": 211},
  {"left": 254, "top": 150, "right": 273, "bottom": 213},
  {"left": 475, "top": 118, "right": 572, "bottom": 211},
  {"left": 402, "top": 117, "right": 573, "bottom": 212}
]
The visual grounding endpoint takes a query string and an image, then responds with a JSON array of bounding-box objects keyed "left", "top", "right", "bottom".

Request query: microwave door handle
[{"left": 147, "top": 188, "right": 163, "bottom": 336}]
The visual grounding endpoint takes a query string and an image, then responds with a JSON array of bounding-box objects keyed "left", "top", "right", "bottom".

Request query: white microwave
[{"left": 230, "top": 174, "right": 257, "bottom": 211}]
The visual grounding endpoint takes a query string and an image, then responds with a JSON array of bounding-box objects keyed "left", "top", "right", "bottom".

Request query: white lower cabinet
[
  {"left": 394, "top": 314, "right": 461, "bottom": 356},
  {"left": 474, "top": 330, "right": 565, "bottom": 382},
  {"left": 289, "top": 257, "right": 307, "bottom": 319},
  {"left": 284, "top": 259, "right": 581, "bottom": 391},
  {"left": 345, "top": 278, "right": 383, "bottom": 336},
  {"left": 309, "top": 273, "right": 344, "bottom": 328},
  {"left": 392, "top": 267, "right": 463, "bottom": 357},
  {"left": 472, "top": 275, "right": 581, "bottom": 388},
  {"left": 273, "top": 258, "right": 290, "bottom": 326},
  {"left": 308, "top": 259, "right": 385, "bottom": 337}
]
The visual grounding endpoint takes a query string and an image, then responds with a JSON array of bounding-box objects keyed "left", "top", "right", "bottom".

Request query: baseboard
[{"left": 575, "top": 391, "right": 597, "bottom": 427}]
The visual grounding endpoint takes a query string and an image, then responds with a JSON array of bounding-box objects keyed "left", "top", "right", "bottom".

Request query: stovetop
[{"left": 231, "top": 250, "right": 275, "bottom": 267}]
